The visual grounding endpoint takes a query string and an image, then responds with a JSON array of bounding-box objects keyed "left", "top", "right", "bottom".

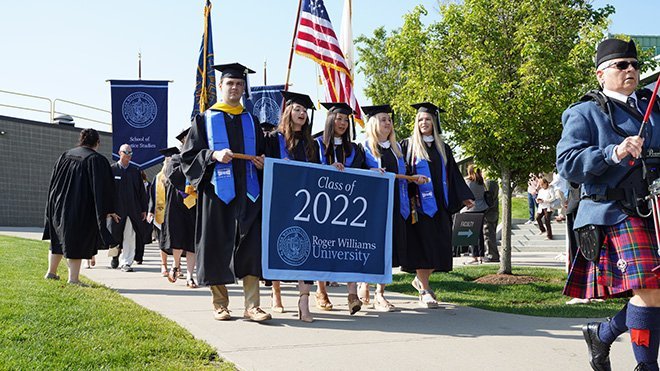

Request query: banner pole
[{"left": 284, "top": 0, "right": 303, "bottom": 92}]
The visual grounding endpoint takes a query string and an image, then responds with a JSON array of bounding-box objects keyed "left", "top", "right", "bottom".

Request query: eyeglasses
[{"left": 604, "top": 60, "right": 640, "bottom": 71}]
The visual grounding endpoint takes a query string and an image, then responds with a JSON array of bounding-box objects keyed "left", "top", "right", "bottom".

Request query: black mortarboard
[
  {"left": 158, "top": 147, "right": 180, "bottom": 157},
  {"left": 361, "top": 104, "right": 393, "bottom": 117},
  {"left": 321, "top": 102, "right": 353, "bottom": 115},
  {"left": 213, "top": 62, "right": 256, "bottom": 80},
  {"left": 260, "top": 122, "right": 277, "bottom": 133},
  {"left": 281, "top": 91, "right": 315, "bottom": 110},
  {"left": 411, "top": 102, "right": 446, "bottom": 115},
  {"left": 175, "top": 127, "right": 190, "bottom": 143},
  {"left": 596, "top": 39, "right": 637, "bottom": 67},
  {"left": 411, "top": 102, "right": 446, "bottom": 134}
]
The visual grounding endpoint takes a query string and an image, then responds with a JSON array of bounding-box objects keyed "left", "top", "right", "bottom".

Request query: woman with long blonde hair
[
  {"left": 264, "top": 90, "right": 318, "bottom": 322},
  {"left": 359, "top": 104, "right": 426, "bottom": 312},
  {"left": 402, "top": 102, "right": 474, "bottom": 307}
]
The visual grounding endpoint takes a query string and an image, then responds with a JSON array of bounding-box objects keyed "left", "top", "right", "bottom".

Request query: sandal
[
  {"left": 347, "top": 293, "right": 362, "bottom": 315},
  {"left": 358, "top": 283, "right": 372, "bottom": 308},
  {"left": 419, "top": 290, "right": 439, "bottom": 308},
  {"left": 168, "top": 267, "right": 179, "bottom": 283},
  {"left": 315, "top": 291, "right": 333, "bottom": 311},
  {"left": 160, "top": 265, "right": 168, "bottom": 277},
  {"left": 412, "top": 277, "right": 437, "bottom": 300},
  {"left": 186, "top": 278, "right": 198, "bottom": 288},
  {"left": 374, "top": 293, "right": 396, "bottom": 312}
]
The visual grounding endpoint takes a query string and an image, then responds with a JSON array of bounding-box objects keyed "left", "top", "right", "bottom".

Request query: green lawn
[
  {"left": 498, "top": 195, "right": 530, "bottom": 221},
  {"left": 0, "top": 235, "right": 233, "bottom": 370},
  {"left": 390, "top": 266, "right": 627, "bottom": 318}
]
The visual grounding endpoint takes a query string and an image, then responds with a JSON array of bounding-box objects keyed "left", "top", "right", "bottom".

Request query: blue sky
[{"left": 0, "top": 1, "right": 657, "bottom": 144}]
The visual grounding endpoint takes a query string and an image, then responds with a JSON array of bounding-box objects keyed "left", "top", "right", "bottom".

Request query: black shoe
[
  {"left": 135, "top": 260, "right": 143, "bottom": 265},
  {"left": 633, "top": 363, "right": 650, "bottom": 371},
  {"left": 110, "top": 256, "right": 119, "bottom": 269},
  {"left": 582, "top": 322, "right": 612, "bottom": 371},
  {"left": 120, "top": 264, "right": 133, "bottom": 272}
]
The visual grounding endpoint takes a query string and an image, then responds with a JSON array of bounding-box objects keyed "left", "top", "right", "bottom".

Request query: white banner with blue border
[{"left": 262, "top": 158, "right": 394, "bottom": 283}]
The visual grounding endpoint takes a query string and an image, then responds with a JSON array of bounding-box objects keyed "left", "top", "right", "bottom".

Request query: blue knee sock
[
  {"left": 598, "top": 303, "right": 628, "bottom": 344},
  {"left": 626, "top": 303, "right": 660, "bottom": 371}
]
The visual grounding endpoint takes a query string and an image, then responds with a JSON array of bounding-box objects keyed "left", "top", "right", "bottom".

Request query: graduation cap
[
  {"left": 281, "top": 91, "right": 315, "bottom": 110},
  {"left": 321, "top": 102, "right": 353, "bottom": 115},
  {"left": 321, "top": 102, "right": 356, "bottom": 140},
  {"left": 213, "top": 62, "right": 256, "bottom": 80},
  {"left": 175, "top": 127, "right": 190, "bottom": 143},
  {"left": 361, "top": 104, "right": 393, "bottom": 117},
  {"left": 411, "top": 102, "right": 446, "bottom": 134},
  {"left": 260, "top": 121, "right": 277, "bottom": 133},
  {"left": 158, "top": 147, "right": 180, "bottom": 157}
]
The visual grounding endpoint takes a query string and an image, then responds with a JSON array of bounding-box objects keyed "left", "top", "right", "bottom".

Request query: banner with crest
[{"left": 110, "top": 80, "right": 168, "bottom": 169}]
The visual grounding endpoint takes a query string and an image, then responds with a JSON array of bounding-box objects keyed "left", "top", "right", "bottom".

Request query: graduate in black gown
[
  {"left": 43, "top": 128, "right": 119, "bottom": 284},
  {"left": 360, "top": 104, "right": 427, "bottom": 312},
  {"left": 147, "top": 159, "right": 171, "bottom": 277},
  {"left": 164, "top": 146, "right": 198, "bottom": 288},
  {"left": 110, "top": 144, "right": 148, "bottom": 272},
  {"left": 401, "top": 102, "right": 474, "bottom": 308},
  {"left": 315, "top": 102, "right": 365, "bottom": 315},
  {"left": 264, "top": 90, "right": 318, "bottom": 322},
  {"left": 180, "top": 62, "right": 271, "bottom": 322}
]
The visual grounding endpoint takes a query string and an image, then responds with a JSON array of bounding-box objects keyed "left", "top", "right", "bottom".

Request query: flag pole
[
  {"left": 264, "top": 59, "right": 267, "bottom": 85},
  {"left": 138, "top": 51, "right": 142, "bottom": 80},
  {"left": 284, "top": 0, "right": 303, "bottom": 92}
]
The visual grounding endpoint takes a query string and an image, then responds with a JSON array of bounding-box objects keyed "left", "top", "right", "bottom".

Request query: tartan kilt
[{"left": 563, "top": 216, "right": 660, "bottom": 299}]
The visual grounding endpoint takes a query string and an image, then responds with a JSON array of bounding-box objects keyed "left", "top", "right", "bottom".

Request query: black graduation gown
[
  {"left": 320, "top": 141, "right": 365, "bottom": 169},
  {"left": 362, "top": 144, "right": 408, "bottom": 268},
  {"left": 163, "top": 154, "right": 196, "bottom": 253},
  {"left": 42, "top": 146, "right": 116, "bottom": 259},
  {"left": 180, "top": 110, "right": 265, "bottom": 285},
  {"left": 110, "top": 163, "right": 148, "bottom": 253},
  {"left": 401, "top": 139, "right": 474, "bottom": 272}
]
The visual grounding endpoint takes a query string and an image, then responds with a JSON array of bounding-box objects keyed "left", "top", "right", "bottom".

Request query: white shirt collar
[
  {"left": 423, "top": 135, "right": 434, "bottom": 143},
  {"left": 333, "top": 137, "right": 342, "bottom": 145},
  {"left": 602, "top": 89, "right": 637, "bottom": 105},
  {"left": 378, "top": 141, "right": 391, "bottom": 149}
]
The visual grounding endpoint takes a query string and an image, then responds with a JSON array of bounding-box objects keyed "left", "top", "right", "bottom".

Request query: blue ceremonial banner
[
  {"left": 191, "top": 0, "right": 216, "bottom": 119},
  {"left": 110, "top": 80, "right": 168, "bottom": 170},
  {"left": 245, "top": 85, "right": 286, "bottom": 126},
  {"left": 262, "top": 158, "right": 394, "bottom": 283}
]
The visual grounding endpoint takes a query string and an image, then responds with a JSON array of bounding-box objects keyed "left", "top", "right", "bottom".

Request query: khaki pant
[{"left": 210, "top": 275, "right": 260, "bottom": 310}]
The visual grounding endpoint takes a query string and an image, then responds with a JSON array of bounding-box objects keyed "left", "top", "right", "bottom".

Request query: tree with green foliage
[{"left": 357, "top": 0, "right": 617, "bottom": 274}]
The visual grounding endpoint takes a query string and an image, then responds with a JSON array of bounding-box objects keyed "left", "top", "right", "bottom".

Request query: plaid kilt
[{"left": 563, "top": 216, "right": 660, "bottom": 299}]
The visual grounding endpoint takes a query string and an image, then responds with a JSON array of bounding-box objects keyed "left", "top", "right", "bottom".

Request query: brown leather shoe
[
  {"left": 213, "top": 306, "right": 231, "bottom": 321},
  {"left": 243, "top": 307, "right": 272, "bottom": 322},
  {"left": 582, "top": 322, "right": 612, "bottom": 371},
  {"left": 348, "top": 294, "right": 362, "bottom": 315}
]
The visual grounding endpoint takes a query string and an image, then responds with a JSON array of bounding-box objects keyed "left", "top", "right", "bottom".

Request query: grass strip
[{"left": 0, "top": 235, "right": 233, "bottom": 370}]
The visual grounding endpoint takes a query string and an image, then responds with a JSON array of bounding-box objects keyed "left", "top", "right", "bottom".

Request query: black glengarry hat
[{"left": 596, "top": 39, "right": 637, "bottom": 67}]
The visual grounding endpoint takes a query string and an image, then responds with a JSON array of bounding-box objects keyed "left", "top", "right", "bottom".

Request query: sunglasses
[
  {"left": 121, "top": 150, "right": 133, "bottom": 155},
  {"left": 604, "top": 60, "right": 640, "bottom": 71}
]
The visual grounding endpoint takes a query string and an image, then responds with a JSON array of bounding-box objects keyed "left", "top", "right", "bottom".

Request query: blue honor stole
[
  {"left": 413, "top": 156, "right": 449, "bottom": 217},
  {"left": 316, "top": 137, "right": 355, "bottom": 166},
  {"left": 364, "top": 141, "right": 410, "bottom": 219},
  {"left": 277, "top": 132, "right": 310, "bottom": 161},
  {"left": 205, "top": 110, "right": 260, "bottom": 204}
]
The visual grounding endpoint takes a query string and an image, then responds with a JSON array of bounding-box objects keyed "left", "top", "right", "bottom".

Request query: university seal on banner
[
  {"left": 122, "top": 92, "right": 158, "bottom": 129},
  {"left": 253, "top": 97, "right": 281, "bottom": 125},
  {"left": 276, "top": 226, "right": 311, "bottom": 266}
]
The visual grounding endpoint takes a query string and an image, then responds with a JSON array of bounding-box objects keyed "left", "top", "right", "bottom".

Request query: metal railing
[{"left": 0, "top": 89, "right": 111, "bottom": 129}]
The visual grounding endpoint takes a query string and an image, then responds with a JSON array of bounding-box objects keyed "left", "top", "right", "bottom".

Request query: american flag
[{"left": 294, "top": 0, "right": 363, "bottom": 125}]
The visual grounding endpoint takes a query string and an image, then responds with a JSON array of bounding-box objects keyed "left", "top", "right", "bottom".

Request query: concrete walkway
[{"left": 3, "top": 228, "right": 637, "bottom": 370}]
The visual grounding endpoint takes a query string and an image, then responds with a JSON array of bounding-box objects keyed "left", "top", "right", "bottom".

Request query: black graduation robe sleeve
[{"left": 445, "top": 143, "right": 474, "bottom": 214}]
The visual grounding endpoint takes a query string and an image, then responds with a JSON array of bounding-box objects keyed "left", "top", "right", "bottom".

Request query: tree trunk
[{"left": 498, "top": 167, "right": 513, "bottom": 275}]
